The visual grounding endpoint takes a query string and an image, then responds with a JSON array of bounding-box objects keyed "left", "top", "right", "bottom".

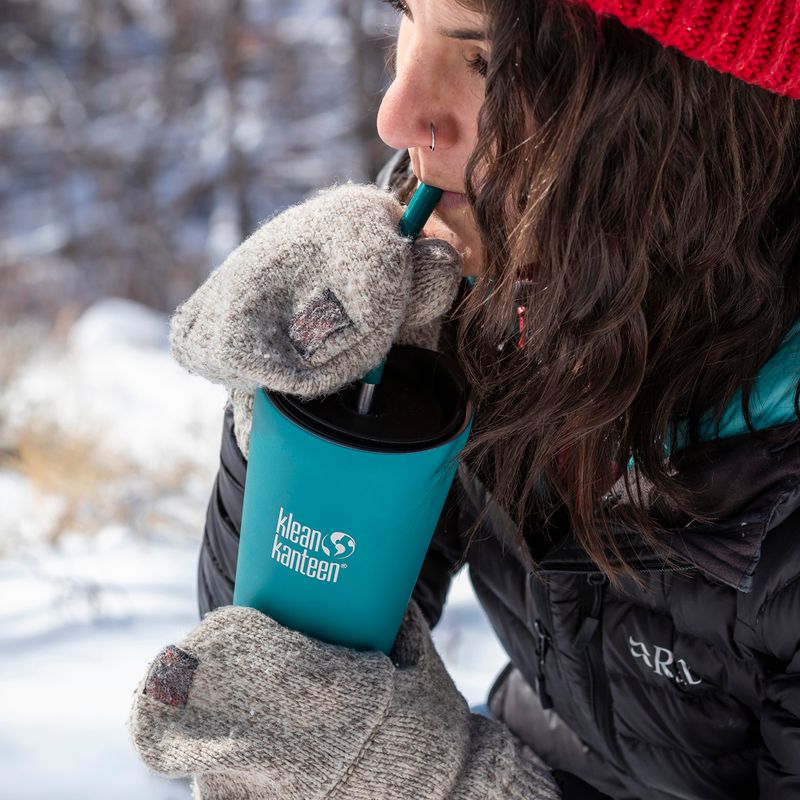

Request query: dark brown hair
[{"left": 424, "top": 0, "right": 800, "bottom": 584}]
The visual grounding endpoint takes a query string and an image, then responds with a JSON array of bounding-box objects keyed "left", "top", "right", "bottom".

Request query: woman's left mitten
[
  {"left": 224, "top": 225, "right": 463, "bottom": 458},
  {"left": 169, "top": 183, "right": 462, "bottom": 402}
]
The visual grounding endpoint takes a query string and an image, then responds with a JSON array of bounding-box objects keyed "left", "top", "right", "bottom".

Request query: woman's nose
[{"left": 376, "top": 56, "right": 458, "bottom": 153}]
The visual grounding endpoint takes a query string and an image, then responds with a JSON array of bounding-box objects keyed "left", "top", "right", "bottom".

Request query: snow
[
  {"left": 0, "top": 298, "right": 508, "bottom": 799},
  {"left": 0, "top": 529, "right": 199, "bottom": 800},
  {"left": 0, "top": 296, "right": 226, "bottom": 478}
]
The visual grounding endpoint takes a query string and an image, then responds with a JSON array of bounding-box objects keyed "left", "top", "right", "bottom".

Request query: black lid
[{"left": 267, "top": 345, "right": 472, "bottom": 454}]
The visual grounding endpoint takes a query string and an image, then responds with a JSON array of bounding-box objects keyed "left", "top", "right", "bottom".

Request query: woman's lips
[{"left": 437, "top": 190, "right": 468, "bottom": 210}]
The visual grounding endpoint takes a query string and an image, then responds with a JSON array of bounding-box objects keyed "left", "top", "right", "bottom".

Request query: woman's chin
[
  {"left": 437, "top": 190, "right": 469, "bottom": 210},
  {"left": 421, "top": 205, "right": 483, "bottom": 274}
]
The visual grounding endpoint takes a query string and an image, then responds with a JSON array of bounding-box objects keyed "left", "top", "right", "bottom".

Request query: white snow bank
[
  {"left": 0, "top": 526, "right": 199, "bottom": 800},
  {"left": 1, "top": 296, "right": 227, "bottom": 477}
]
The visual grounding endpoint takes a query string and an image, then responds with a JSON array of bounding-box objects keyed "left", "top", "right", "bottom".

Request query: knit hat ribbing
[{"left": 578, "top": 0, "right": 800, "bottom": 99}]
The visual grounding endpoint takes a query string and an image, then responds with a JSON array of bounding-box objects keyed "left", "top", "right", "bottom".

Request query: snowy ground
[{"left": 0, "top": 298, "right": 508, "bottom": 800}]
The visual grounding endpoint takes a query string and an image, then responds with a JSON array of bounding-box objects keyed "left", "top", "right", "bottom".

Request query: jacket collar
[
  {"left": 543, "top": 317, "right": 800, "bottom": 592},
  {"left": 552, "top": 423, "right": 800, "bottom": 592}
]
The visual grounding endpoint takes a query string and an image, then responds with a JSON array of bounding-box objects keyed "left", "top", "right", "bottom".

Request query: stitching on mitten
[
  {"left": 324, "top": 689, "right": 394, "bottom": 800},
  {"left": 143, "top": 645, "right": 200, "bottom": 708},
  {"left": 288, "top": 287, "right": 353, "bottom": 360}
]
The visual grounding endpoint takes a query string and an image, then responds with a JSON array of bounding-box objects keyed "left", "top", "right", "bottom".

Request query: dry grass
[
  {"left": 1, "top": 420, "right": 133, "bottom": 547},
  {"left": 0, "top": 319, "right": 211, "bottom": 554},
  {"left": 0, "top": 417, "right": 203, "bottom": 549},
  {"left": 0, "top": 319, "right": 53, "bottom": 388}
]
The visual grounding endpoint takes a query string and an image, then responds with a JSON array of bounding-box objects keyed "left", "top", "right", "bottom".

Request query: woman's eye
[
  {"left": 382, "top": 0, "right": 487, "bottom": 78},
  {"left": 465, "top": 53, "right": 489, "bottom": 79},
  {"left": 383, "top": 0, "right": 410, "bottom": 16}
]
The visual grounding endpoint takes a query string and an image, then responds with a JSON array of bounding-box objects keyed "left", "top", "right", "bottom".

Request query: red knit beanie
[{"left": 576, "top": 0, "right": 800, "bottom": 100}]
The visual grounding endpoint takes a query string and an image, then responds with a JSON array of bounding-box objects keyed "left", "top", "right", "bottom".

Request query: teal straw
[
  {"left": 356, "top": 182, "right": 444, "bottom": 414},
  {"left": 398, "top": 182, "right": 444, "bottom": 239}
]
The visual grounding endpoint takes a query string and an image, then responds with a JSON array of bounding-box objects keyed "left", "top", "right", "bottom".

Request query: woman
[{"left": 129, "top": 1, "right": 800, "bottom": 798}]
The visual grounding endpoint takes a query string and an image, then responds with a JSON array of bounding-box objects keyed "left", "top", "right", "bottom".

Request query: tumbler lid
[{"left": 267, "top": 345, "right": 472, "bottom": 453}]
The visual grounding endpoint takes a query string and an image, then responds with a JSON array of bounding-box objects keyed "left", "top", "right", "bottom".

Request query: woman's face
[{"left": 377, "top": 0, "right": 489, "bottom": 276}]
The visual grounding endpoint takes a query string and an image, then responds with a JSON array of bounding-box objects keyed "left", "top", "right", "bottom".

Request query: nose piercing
[{"left": 430, "top": 122, "right": 436, "bottom": 152}]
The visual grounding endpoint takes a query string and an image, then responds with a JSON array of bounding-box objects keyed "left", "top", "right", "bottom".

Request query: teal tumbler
[{"left": 233, "top": 344, "right": 474, "bottom": 654}]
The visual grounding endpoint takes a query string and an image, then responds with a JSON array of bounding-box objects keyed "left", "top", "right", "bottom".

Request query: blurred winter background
[{"left": 0, "top": 1, "right": 506, "bottom": 798}]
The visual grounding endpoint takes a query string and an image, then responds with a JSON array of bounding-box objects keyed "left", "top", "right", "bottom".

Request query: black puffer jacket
[{"left": 196, "top": 152, "right": 800, "bottom": 800}]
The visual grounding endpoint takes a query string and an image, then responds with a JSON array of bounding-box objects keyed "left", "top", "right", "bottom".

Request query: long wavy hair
[{"left": 392, "top": 0, "right": 800, "bottom": 584}]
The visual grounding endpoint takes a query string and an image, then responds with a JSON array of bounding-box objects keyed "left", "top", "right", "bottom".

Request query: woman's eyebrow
[{"left": 437, "top": 26, "right": 487, "bottom": 41}]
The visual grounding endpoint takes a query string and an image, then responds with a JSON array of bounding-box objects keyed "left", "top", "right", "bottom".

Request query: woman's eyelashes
[
  {"left": 383, "top": 0, "right": 410, "bottom": 16},
  {"left": 465, "top": 53, "right": 488, "bottom": 78},
  {"left": 382, "top": 0, "right": 490, "bottom": 80}
]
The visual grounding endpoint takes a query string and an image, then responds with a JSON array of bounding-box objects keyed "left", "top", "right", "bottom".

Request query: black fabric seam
[
  {"left": 218, "top": 456, "right": 245, "bottom": 494},
  {"left": 201, "top": 533, "right": 235, "bottom": 589},
  {"left": 208, "top": 476, "right": 241, "bottom": 543},
  {"left": 606, "top": 667, "right": 752, "bottom": 705},
  {"left": 616, "top": 732, "right": 759, "bottom": 764},
  {"left": 756, "top": 571, "right": 800, "bottom": 623}
]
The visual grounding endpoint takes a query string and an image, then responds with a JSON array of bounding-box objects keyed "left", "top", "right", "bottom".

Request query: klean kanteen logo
[
  {"left": 321, "top": 532, "right": 356, "bottom": 560},
  {"left": 271, "top": 506, "right": 356, "bottom": 583}
]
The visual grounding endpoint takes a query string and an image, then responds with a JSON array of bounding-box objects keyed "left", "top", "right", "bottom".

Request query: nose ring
[{"left": 430, "top": 122, "right": 435, "bottom": 152}]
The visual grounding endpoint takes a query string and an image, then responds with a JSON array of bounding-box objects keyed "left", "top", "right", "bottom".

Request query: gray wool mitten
[
  {"left": 128, "top": 599, "right": 562, "bottom": 800},
  {"left": 168, "top": 182, "right": 463, "bottom": 458}
]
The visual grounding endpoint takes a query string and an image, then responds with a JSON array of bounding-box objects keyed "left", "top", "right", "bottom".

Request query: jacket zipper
[
  {"left": 575, "top": 573, "right": 627, "bottom": 769},
  {"left": 533, "top": 619, "right": 553, "bottom": 709},
  {"left": 530, "top": 575, "right": 558, "bottom": 711}
]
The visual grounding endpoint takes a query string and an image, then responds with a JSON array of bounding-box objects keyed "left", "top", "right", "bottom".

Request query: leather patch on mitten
[
  {"left": 288, "top": 287, "right": 353, "bottom": 360},
  {"left": 143, "top": 645, "right": 199, "bottom": 708}
]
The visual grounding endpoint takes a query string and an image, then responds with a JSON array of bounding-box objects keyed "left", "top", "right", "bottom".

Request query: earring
[{"left": 430, "top": 122, "right": 435, "bottom": 152}]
